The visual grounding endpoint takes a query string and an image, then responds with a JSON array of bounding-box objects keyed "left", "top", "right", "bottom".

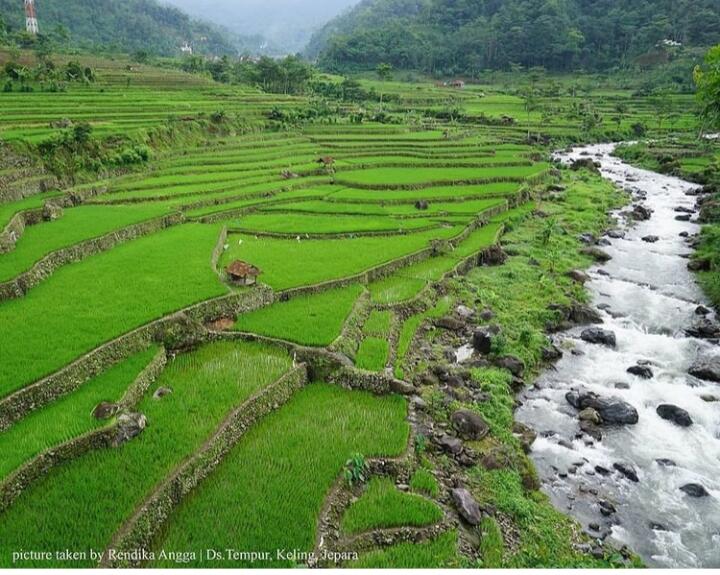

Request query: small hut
[
  {"left": 226, "top": 260, "right": 261, "bottom": 286},
  {"left": 317, "top": 156, "right": 335, "bottom": 167}
]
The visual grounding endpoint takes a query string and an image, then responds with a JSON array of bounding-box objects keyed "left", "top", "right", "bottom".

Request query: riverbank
[
  {"left": 400, "top": 166, "right": 640, "bottom": 566},
  {"left": 517, "top": 144, "right": 720, "bottom": 568}
]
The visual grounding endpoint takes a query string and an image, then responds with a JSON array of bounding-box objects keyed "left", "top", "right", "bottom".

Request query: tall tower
[{"left": 24, "top": 0, "right": 39, "bottom": 35}]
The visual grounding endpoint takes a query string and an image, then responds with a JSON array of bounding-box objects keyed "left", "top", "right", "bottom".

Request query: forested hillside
[
  {"left": 309, "top": 0, "right": 720, "bottom": 74},
  {"left": 0, "top": 0, "right": 235, "bottom": 56}
]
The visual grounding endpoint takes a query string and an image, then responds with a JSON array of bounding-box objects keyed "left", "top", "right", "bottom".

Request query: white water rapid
[{"left": 516, "top": 143, "right": 720, "bottom": 568}]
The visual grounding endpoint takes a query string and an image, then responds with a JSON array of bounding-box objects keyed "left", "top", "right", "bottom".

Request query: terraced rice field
[{"left": 0, "top": 61, "right": 565, "bottom": 567}]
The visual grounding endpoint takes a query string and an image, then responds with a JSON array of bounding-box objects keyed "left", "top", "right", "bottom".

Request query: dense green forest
[
  {"left": 309, "top": 0, "right": 720, "bottom": 76},
  {"left": 0, "top": 0, "right": 236, "bottom": 56}
]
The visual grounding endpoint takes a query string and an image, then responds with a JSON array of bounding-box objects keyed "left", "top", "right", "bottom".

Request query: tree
[
  {"left": 694, "top": 45, "right": 720, "bottom": 133},
  {"left": 0, "top": 13, "right": 7, "bottom": 44},
  {"left": 376, "top": 62, "right": 393, "bottom": 81}
]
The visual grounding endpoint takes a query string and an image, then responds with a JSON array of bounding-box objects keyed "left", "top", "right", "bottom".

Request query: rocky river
[{"left": 515, "top": 144, "right": 720, "bottom": 567}]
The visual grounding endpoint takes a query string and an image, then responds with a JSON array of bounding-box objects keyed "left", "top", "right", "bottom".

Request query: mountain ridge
[
  {"left": 309, "top": 0, "right": 720, "bottom": 74},
  {"left": 0, "top": 0, "right": 236, "bottom": 56}
]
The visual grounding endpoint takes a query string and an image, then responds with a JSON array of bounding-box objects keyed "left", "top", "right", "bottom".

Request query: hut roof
[{"left": 226, "top": 260, "right": 261, "bottom": 278}]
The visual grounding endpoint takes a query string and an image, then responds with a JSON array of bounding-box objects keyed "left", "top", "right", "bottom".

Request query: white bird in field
[
  {"left": 296, "top": 235, "right": 301, "bottom": 242},
  {"left": 238, "top": 239, "right": 243, "bottom": 246}
]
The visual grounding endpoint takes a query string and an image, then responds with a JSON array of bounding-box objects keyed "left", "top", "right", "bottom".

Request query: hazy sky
[{"left": 162, "top": 0, "right": 360, "bottom": 51}]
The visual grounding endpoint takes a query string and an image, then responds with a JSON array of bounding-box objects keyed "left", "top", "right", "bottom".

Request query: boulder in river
[
  {"left": 451, "top": 488, "right": 483, "bottom": 525},
  {"left": 578, "top": 407, "right": 601, "bottom": 425},
  {"left": 685, "top": 318, "right": 720, "bottom": 339},
  {"left": 680, "top": 483, "right": 710, "bottom": 498},
  {"left": 641, "top": 235, "right": 659, "bottom": 243},
  {"left": 688, "top": 354, "right": 720, "bottom": 382},
  {"left": 567, "top": 269, "right": 590, "bottom": 284},
  {"left": 580, "top": 328, "right": 617, "bottom": 347},
  {"left": 566, "top": 390, "right": 638, "bottom": 425},
  {"left": 451, "top": 409, "right": 490, "bottom": 440},
  {"left": 627, "top": 364, "right": 654, "bottom": 379},
  {"left": 630, "top": 204, "right": 653, "bottom": 221},
  {"left": 580, "top": 246, "right": 612, "bottom": 263},
  {"left": 656, "top": 404, "right": 693, "bottom": 427},
  {"left": 614, "top": 462, "right": 639, "bottom": 482},
  {"left": 569, "top": 304, "right": 603, "bottom": 325}
]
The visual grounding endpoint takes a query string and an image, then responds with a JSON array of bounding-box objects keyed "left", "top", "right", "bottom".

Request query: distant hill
[
  {"left": 309, "top": 0, "right": 720, "bottom": 74},
  {"left": 0, "top": 0, "right": 236, "bottom": 56},
  {"left": 161, "top": 0, "right": 360, "bottom": 55}
]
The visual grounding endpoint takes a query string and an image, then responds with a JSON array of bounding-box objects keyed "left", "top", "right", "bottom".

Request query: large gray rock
[
  {"left": 567, "top": 269, "right": 591, "bottom": 284},
  {"left": 451, "top": 488, "right": 483, "bottom": 526},
  {"left": 435, "top": 316, "right": 465, "bottom": 331},
  {"left": 627, "top": 364, "right": 654, "bottom": 379},
  {"left": 686, "top": 318, "right": 720, "bottom": 339},
  {"left": 451, "top": 409, "right": 490, "bottom": 440},
  {"left": 472, "top": 326, "right": 500, "bottom": 354},
  {"left": 656, "top": 404, "right": 693, "bottom": 427},
  {"left": 113, "top": 413, "right": 147, "bottom": 446},
  {"left": 92, "top": 401, "right": 119, "bottom": 420},
  {"left": 688, "top": 354, "right": 720, "bottom": 382},
  {"left": 580, "top": 247, "right": 612, "bottom": 262},
  {"left": 680, "top": 483, "right": 710, "bottom": 498},
  {"left": 494, "top": 355, "right": 525, "bottom": 377},
  {"left": 566, "top": 391, "right": 639, "bottom": 425},
  {"left": 580, "top": 328, "right": 617, "bottom": 347},
  {"left": 436, "top": 434, "right": 463, "bottom": 455},
  {"left": 569, "top": 304, "right": 603, "bottom": 325}
]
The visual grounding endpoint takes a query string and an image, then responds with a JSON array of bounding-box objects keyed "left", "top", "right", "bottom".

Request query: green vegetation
[
  {"left": 410, "top": 468, "right": 439, "bottom": 498},
  {"left": 312, "top": 0, "right": 716, "bottom": 76},
  {"left": 152, "top": 384, "right": 409, "bottom": 567},
  {"left": 342, "top": 477, "right": 443, "bottom": 534},
  {"left": 695, "top": 45, "right": 720, "bottom": 132},
  {"left": 355, "top": 336, "right": 390, "bottom": 371},
  {"left": 0, "top": 347, "right": 158, "bottom": 481},
  {"left": 221, "top": 226, "right": 463, "bottom": 291},
  {"left": 394, "top": 296, "right": 453, "bottom": 379},
  {"left": 0, "top": 223, "right": 226, "bottom": 397},
  {"left": 0, "top": 0, "right": 235, "bottom": 56},
  {"left": 0, "top": 204, "right": 172, "bottom": 281},
  {"left": 363, "top": 310, "right": 392, "bottom": 337},
  {"left": 0, "top": 33, "right": 707, "bottom": 568},
  {"left": 351, "top": 531, "right": 459, "bottom": 568},
  {"left": 0, "top": 341, "right": 291, "bottom": 567},
  {"left": 478, "top": 516, "right": 505, "bottom": 568},
  {"left": 234, "top": 284, "right": 363, "bottom": 346}
]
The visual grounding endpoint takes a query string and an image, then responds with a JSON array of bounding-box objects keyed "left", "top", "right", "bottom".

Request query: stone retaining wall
[
  {"left": 0, "top": 426, "right": 116, "bottom": 514},
  {"left": 333, "top": 171, "right": 548, "bottom": 191},
  {"left": 210, "top": 225, "right": 228, "bottom": 278},
  {"left": 101, "top": 365, "right": 309, "bottom": 568},
  {"left": 327, "top": 366, "right": 415, "bottom": 397},
  {"left": 0, "top": 213, "right": 185, "bottom": 301},
  {"left": 329, "top": 290, "right": 372, "bottom": 360},
  {"left": 119, "top": 348, "right": 168, "bottom": 409},
  {"left": 0, "top": 289, "right": 273, "bottom": 431},
  {"left": 225, "top": 223, "right": 441, "bottom": 240},
  {"left": 0, "top": 208, "right": 44, "bottom": 254},
  {"left": 196, "top": 194, "right": 327, "bottom": 224}
]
